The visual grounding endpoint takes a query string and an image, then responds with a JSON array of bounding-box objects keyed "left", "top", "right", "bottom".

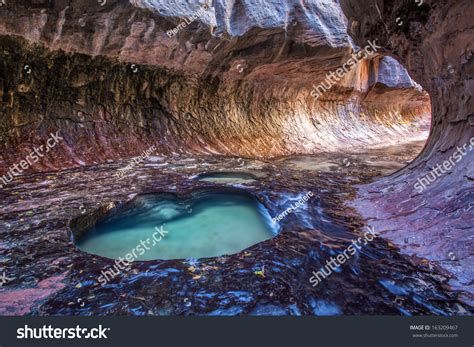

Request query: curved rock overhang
[
  {"left": 0, "top": 0, "right": 429, "bottom": 171},
  {"left": 340, "top": 0, "right": 473, "bottom": 304}
]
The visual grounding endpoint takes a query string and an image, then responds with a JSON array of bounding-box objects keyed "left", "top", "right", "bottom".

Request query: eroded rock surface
[
  {"left": 0, "top": 1, "right": 429, "bottom": 172},
  {"left": 0, "top": 145, "right": 471, "bottom": 315},
  {"left": 340, "top": 0, "right": 473, "bottom": 305}
]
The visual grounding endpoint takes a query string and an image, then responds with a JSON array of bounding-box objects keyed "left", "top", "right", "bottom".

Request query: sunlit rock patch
[{"left": 194, "top": 171, "right": 259, "bottom": 185}]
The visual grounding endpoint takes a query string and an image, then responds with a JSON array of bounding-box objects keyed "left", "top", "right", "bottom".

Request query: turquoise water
[{"left": 76, "top": 192, "right": 277, "bottom": 260}]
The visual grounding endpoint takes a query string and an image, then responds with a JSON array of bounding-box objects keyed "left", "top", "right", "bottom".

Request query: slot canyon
[{"left": 0, "top": 0, "right": 472, "bottom": 316}]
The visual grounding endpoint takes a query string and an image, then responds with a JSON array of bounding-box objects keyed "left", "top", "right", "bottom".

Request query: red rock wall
[
  {"left": 0, "top": 35, "right": 429, "bottom": 172},
  {"left": 340, "top": 0, "right": 473, "bottom": 305}
]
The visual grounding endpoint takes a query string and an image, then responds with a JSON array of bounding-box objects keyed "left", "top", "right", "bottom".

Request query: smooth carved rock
[{"left": 340, "top": 0, "right": 474, "bottom": 305}]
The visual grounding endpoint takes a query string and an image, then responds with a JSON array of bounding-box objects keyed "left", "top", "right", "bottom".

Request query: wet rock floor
[{"left": 0, "top": 141, "right": 472, "bottom": 315}]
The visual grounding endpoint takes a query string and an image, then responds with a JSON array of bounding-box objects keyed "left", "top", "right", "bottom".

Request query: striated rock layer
[
  {"left": 0, "top": 1, "right": 429, "bottom": 171},
  {"left": 340, "top": 0, "right": 473, "bottom": 304}
]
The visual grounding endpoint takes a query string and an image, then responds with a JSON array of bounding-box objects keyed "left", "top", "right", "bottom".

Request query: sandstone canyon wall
[
  {"left": 0, "top": 0, "right": 429, "bottom": 171},
  {"left": 340, "top": 0, "right": 473, "bottom": 305}
]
